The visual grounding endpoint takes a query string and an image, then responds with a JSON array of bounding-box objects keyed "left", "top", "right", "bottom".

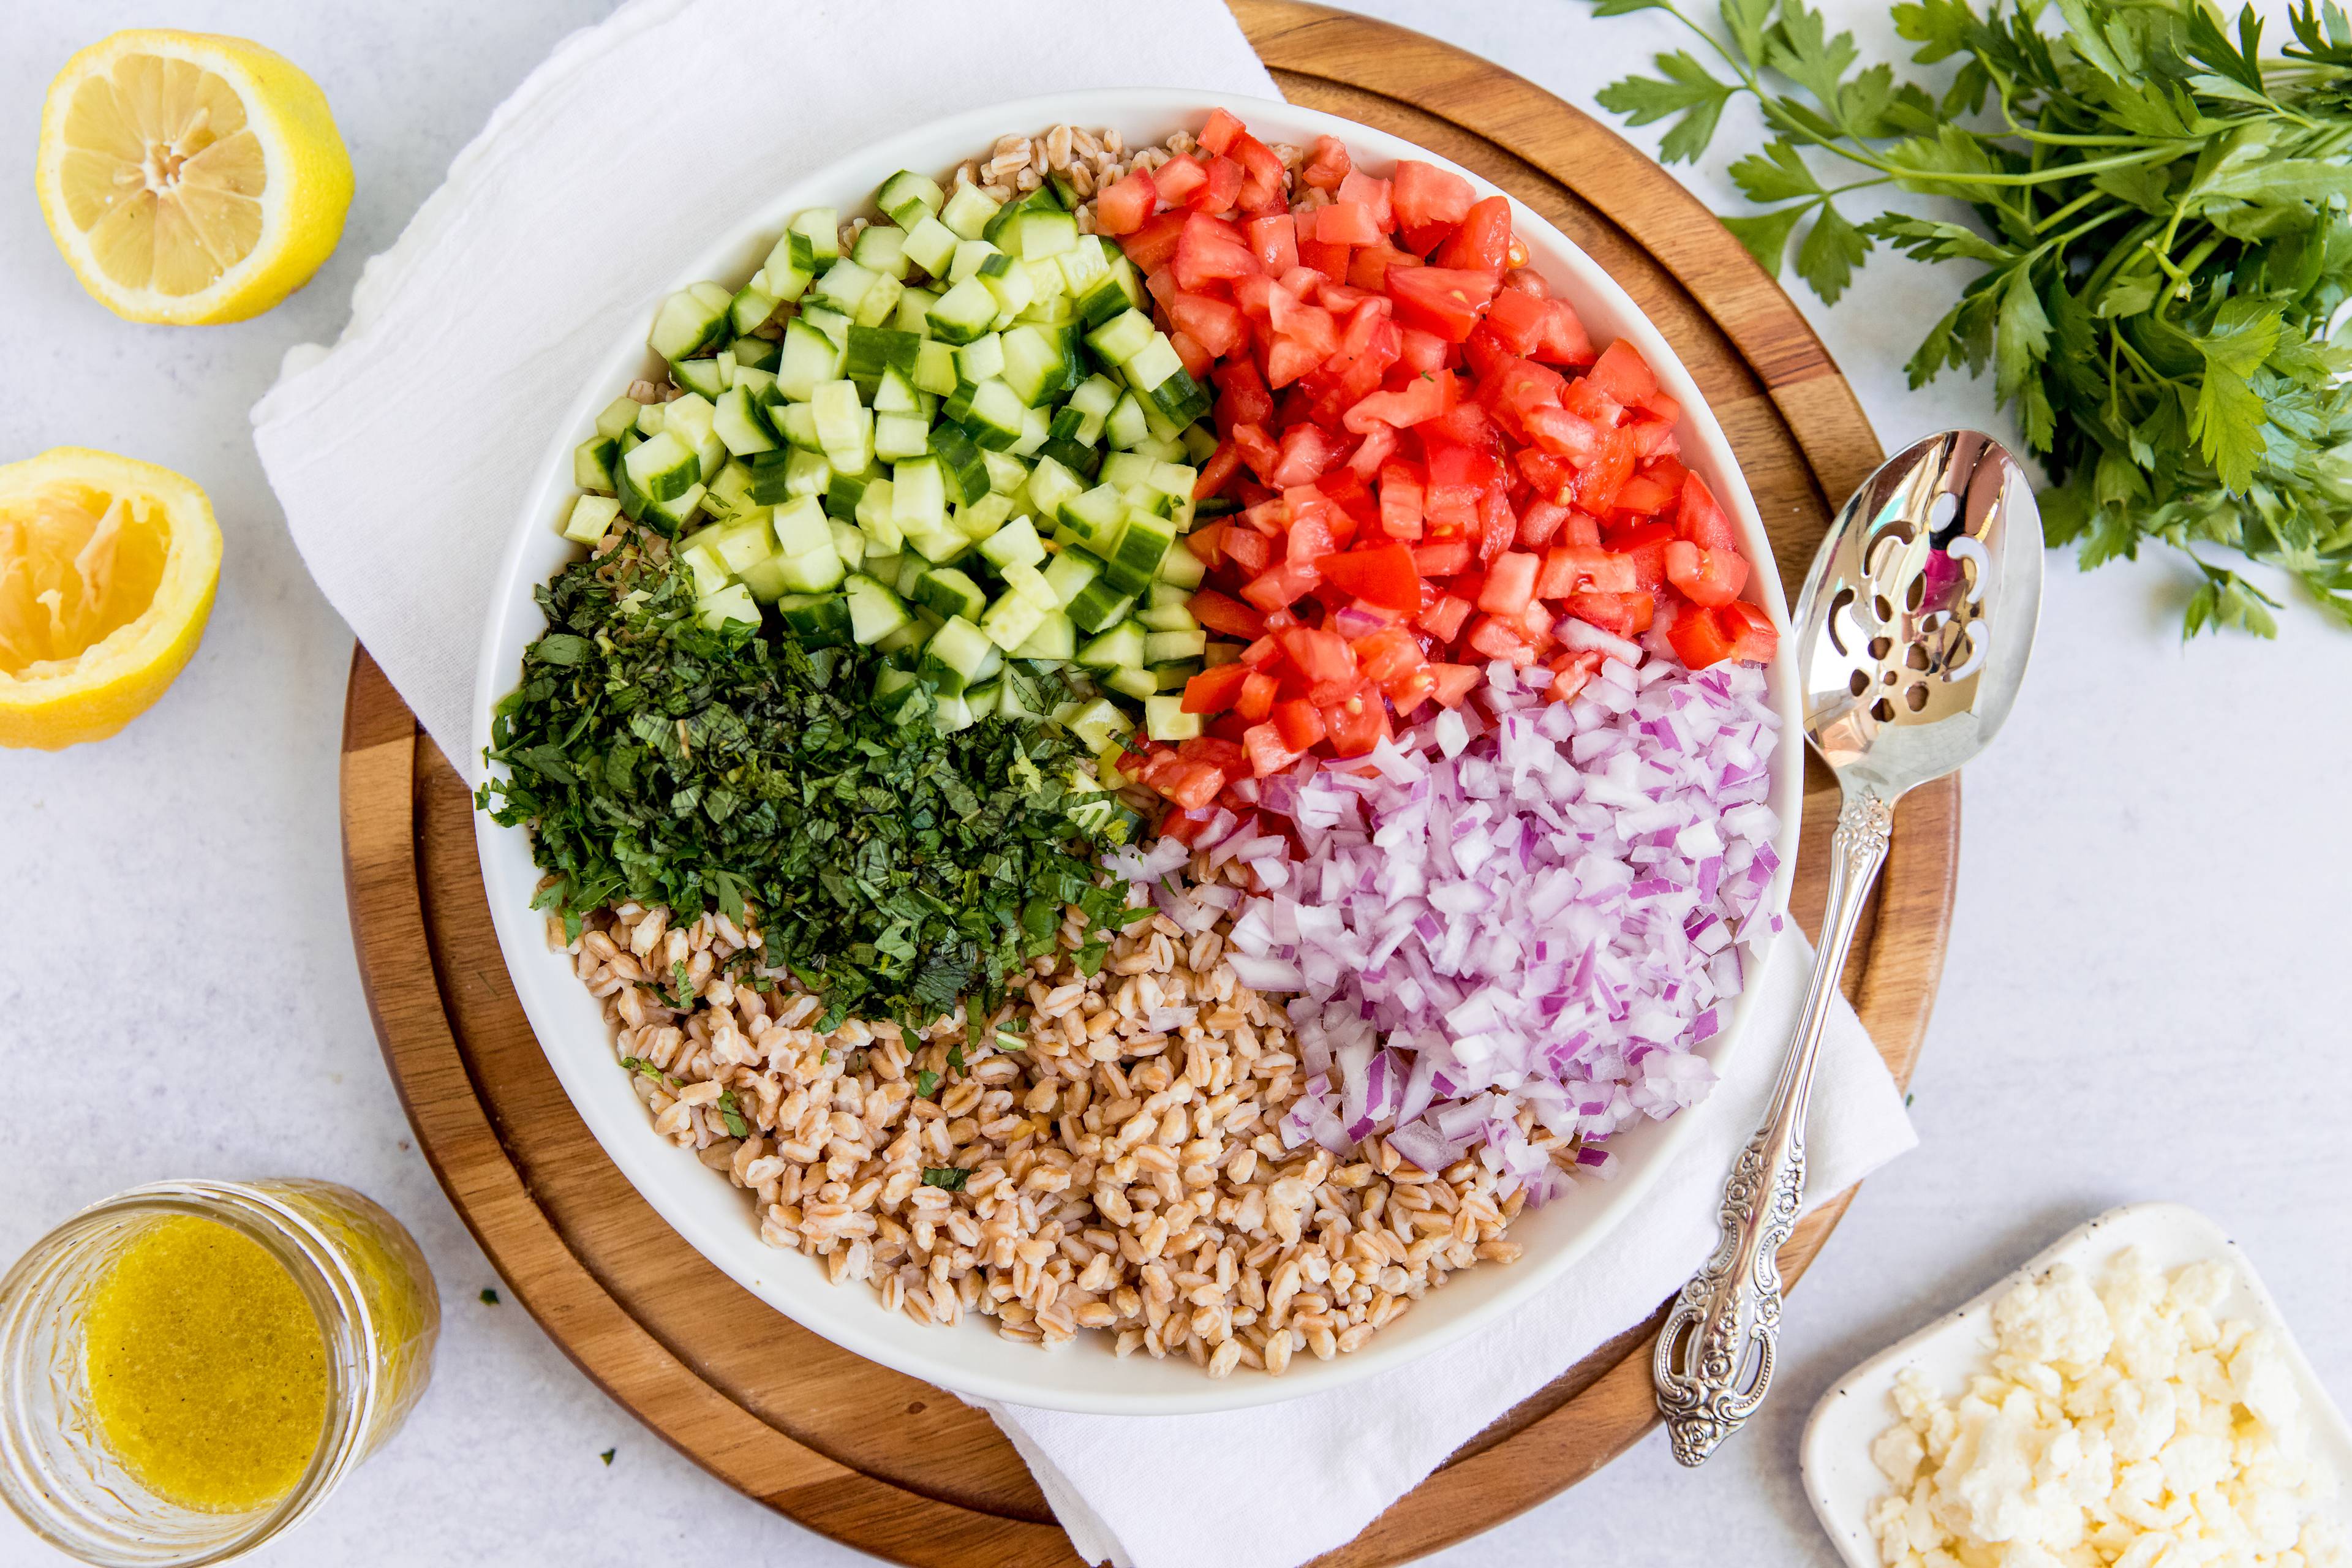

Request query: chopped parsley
[
  {"left": 717, "top": 1088, "right": 750, "bottom": 1138},
  {"left": 480, "top": 536, "right": 1150, "bottom": 1028},
  {"left": 921, "top": 1167, "right": 970, "bottom": 1191},
  {"left": 479, "top": 1287, "right": 500, "bottom": 1305},
  {"left": 600, "top": 1448, "right": 616, "bottom": 1466},
  {"left": 914, "top": 1069, "right": 941, "bottom": 1098},
  {"left": 619, "top": 1056, "right": 674, "bottom": 1088}
]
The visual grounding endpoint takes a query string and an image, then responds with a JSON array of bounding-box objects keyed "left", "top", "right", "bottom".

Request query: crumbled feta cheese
[{"left": 1867, "top": 1248, "right": 2345, "bottom": 1568}]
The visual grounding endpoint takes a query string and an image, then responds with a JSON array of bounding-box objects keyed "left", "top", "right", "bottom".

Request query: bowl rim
[{"left": 469, "top": 85, "right": 1806, "bottom": 1417}]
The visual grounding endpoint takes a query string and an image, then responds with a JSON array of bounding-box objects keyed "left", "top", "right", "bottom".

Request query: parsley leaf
[{"left": 921, "top": 1167, "right": 970, "bottom": 1191}]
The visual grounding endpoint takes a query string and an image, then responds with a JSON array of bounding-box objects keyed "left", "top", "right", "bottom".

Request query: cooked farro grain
[{"left": 568, "top": 876, "right": 1529, "bottom": 1378}]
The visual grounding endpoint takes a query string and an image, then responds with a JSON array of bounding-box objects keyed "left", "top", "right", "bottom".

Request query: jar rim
[{"left": 0, "top": 1179, "right": 387, "bottom": 1567}]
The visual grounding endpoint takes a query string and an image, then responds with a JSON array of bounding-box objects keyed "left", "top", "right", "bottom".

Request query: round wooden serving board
[{"left": 340, "top": 6, "right": 1959, "bottom": 1562}]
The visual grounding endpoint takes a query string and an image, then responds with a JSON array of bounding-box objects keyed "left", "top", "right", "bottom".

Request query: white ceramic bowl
[
  {"left": 472, "top": 88, "right": 1805, "bottom": 1415},
  {"left": 1803, "top": 1202, "right": 2352, "bottom": 1566}
]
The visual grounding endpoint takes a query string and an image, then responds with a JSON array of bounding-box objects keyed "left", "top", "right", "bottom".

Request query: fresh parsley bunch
[
  {"left": 480, "top": 535, "right": 1145, "bottom": 1030},
  {"left": 1591, "top": 0, "right": 2352, "bottom": 635}
]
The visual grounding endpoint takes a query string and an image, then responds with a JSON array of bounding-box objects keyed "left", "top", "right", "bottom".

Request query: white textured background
[{"left": 2, "top": 2, "right": 2345, "bottom": 1565}]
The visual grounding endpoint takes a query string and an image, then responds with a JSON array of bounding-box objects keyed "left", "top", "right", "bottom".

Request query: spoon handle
[{"left": 1652, "top": 785, "right": 1894, "bottom": 1466}]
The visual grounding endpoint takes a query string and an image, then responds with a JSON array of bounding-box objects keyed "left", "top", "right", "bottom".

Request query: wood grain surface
[{"left": 339, "top": 6, "right": 1960, "bottom": 1563}]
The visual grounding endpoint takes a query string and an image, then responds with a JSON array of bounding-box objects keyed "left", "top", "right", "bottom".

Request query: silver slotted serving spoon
[{"left": 1651, "top": 429, "right": 2044, "bottom": 1466}]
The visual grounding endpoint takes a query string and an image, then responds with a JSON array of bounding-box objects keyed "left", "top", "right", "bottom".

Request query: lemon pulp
[
  {"left": 82, "top": 1216, "right": 328, "bottom": 1513},
  {"left": 55, "top": 54, "right": 265, "bottom": 298},
  {"left": 0, "top": 480, "right": 170, "bottom": 678}
]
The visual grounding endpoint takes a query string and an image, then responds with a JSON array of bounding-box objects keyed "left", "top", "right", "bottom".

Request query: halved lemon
[
  {"left": 36, "top": 31, "right": 352, "bottom": 325},
  {"left": 0, "top": 449, "right": 222, "bottom": 750}
]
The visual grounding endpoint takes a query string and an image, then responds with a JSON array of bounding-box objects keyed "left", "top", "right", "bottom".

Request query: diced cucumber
[
  {"left": 1059, "top": 697, "right": 1128, "bottom": 753},
  {"left": 926, "top": 277, "right": 999, "bottom": 344},
  {"left": 872, "top": 666, "right": 924, "bottom": 721},
  {"left": 731, "top": 283, "right": 782, "bottom": 336},
  {"left": 892, "top": 456, "right": 949, "bottom": 535},
  {"left": 1158, "top": 540, "right": 1207, "bottom": 588},
  {"left": 978, "top": 515, "right": 1046, "bottom": 571},
  {"left": 1057, "top": 484, "right": 1126, "bottom": 550},
  {"left": 949, "top": 239, "right": 1003, "bottom": 284},
  {"left": 705, "top": 462, "right": 757, "bottom": 518},
  {"left": 1144, "top": 694, "right": 1202, "bottom": 742},
  {"left": 875, "top": 621, "right": 927, "bottom": 656},
  {"left": 829, "top": 518, "right": 866, "bottom": 569},
  {"left": 1153, "top": 661, "right": 1202, "bottom": 692},
  {"left": 635, "top": 401, "right": 667, "bottom": 437},
  {"left": 810, "top": 379, "right": 865, "bottom": 451},
  {"left": 1056, "top": 236, "right": 1110, "bottom": 295},
  {"left": 960, "top": 379, "right": 1027, "bottom": 450},
  {"left": 703, "top": 514, "right": 778, "bottom": 575},
  {"left": 777, "top": 318, "right": 845, "bottom": 401},
  {"left": 1202, "top": 639, "right": 1243, "bottom": 668},
  {"left": 931, "top": 693, "right": 976, "bottom": 733},
  {"left": 978, "top": 590, "right": 1049, "bottom": 653},
  {"left": 1011, "top": 608, "right": 1077, "bottom": 661},
  {"left": 1138, "top": 600, "right": 1199, "bottom": 633},
  {"left": 1103, "top": 665, "right": 1160, "bottom": 700},
  {"left": 1040, "top": 436, "right": 1101, "bottom": 480},
  {"left": 957, "top": 333, "right": 1006, "bottom": 382},
  {"left": 1104, "top": 391, "right": 1150, "bottom": 450},
  {"left": 713, "top": 385, "right": 777, "bottom": 456},
  {"left": 1041, "top": 547, "right": 1101, "bottom": 606},
  {"left": 852, "top": 273, "right": 903, "bottom": 328},
  {"left": 902, "top": 213, "right": 959, "bottom": 277},
  {"left": 1009, "top": 404, "right": 1051, "bottom": 458},
  {"left": 953, "top": 492, "right": 1012, "bottom": 542},
  {"left": 913, "top": 340, "right": 959, "bottom": 396},
  {"left": 873, "top": 366, "right": 921, "bottom": 413},
  {"left": 962, "top": 679, "right": 1003, "bottom": 720},
  {"left": 1079, "top": 619, "right": 1150, "bottom": 670},
  {"left": 649, "top": 282, "right": 733, "bottom": 362},
  {"left": 562, "top": 494, "right": 620, "bottom": 545},
  {"left": 854, "top": 477, "right": 902, "bottom": 552},
  {"left": 939, "top": 184, "right": 1001, "bottom": 242},
  {"left": 927, "top": 423, "right": 991, "bottom": 507},
  {"left": 918, "top": 615, "right": 996, "bottom": 695},
  {"left": 680, "top": 539, "right": 730, "bottom": 596},
  {"left": 912, "top": 567, "right": 989, "bottom": 622},
  {"left": 671, "top": 357, "right": 727, "bottom": 400},
  {"left": 843, "top": 572, "right": 914, "bottom": 645},
  {"left": 624, "top": 431, "right": 698, "bottom": 502},
  {"left": 852, "top": 224, "right": 909, "bottom": 280},
  {"left": 1143, "top": 628, "right": 1207, "bottom": 664},
  {"left": 696, "top": 582, "right": 760, "bottom": 631},
  {"left": 760, "top": 228, "right": 820, "bottom": 303},
  {"left": 772, "top": 591, "right": 854, "bottom": 646},
  {"left": 1000, "top": 324, "right": 1068, "bottom": 407},
  {"left": 1066, "top": 577, "right": 1137, "bottom": 635},
  {"left": 816, "top": 258, "right": 881, "bottom": 318},
  {"left": 979, "top": 257, "right": 1035, "bottom": 322},
  {"left": 825, "top": 469, "right": 873, "bottom": 522},
  {"left": 878, "top": 168, "right": 946, "bottom": 228},
  {"left": 1075, "top": 255, "right": 1147, "bottom": 329},
  {"left": 595, "top": 396, "right": 642, "bottom": 440},
  {"left": 843, "top": 325, "right": 921, "bottom": 383},
  {"left": 575, "top": 434, "right": 618, "bottom": 492},
  {"left": 1066, "top": 374, "right": 1120, "bottom": 442},
  {"left": 799, "top": 303, "right": 852, "bottom": 349},
  {"left": 1000, "top": 559, "right": 1058, "bottom": 611},
  {"left": 771, "top": 494, "right": 834, "bottom": 556},
  {"left": 893, "top": 286, "right": 937, "bottom": 337},
  {"left": 873, "top": 412, "right": 929, "bottom": 462},
  {"left": 1085, "top": 308, "right": 1155, "bottom": 366},
  {"left": 1103, "top": 510, "right": 1178, "bottom": 594},
  {"left": 982, "top": 448, "right": 1031, "bottom": 496},
  {"left": 1016, "top": 209, "right": 1077, "bottom": 262},
  {"left": 790, "top": 208, "right": 841, "bottom": 265}
]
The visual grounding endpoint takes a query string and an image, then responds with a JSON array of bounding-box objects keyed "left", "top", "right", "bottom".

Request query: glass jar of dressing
[{"left": 0, "top": 1179, "right": 439, "bottom": 1566}]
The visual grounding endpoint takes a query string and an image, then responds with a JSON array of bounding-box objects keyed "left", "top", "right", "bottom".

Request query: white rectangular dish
[{"left": 1803, "top": 1201, "right": 2352, "bottom": 1567}]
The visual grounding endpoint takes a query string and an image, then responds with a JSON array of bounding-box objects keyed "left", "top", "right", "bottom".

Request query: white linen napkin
[
  {"left": 249, "top": 7, "right": 1917, "bottom": 1564},
  {"left": 986, "top": 928, "right": 1915, "bottom": 1568},
  {"left": 250, "top": 0, "right": 1279, "bottom": 772}
]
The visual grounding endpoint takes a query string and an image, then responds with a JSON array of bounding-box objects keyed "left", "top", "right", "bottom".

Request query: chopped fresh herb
[
  {"left": 479, "top": 1287, "right": 500, "bottom": 1305},
  {"left": 1905, "top": 1093, "right": 1915, "bottom": 1107},
  {"left": 914, "top": 1069, "right": 941, "bottom": 1098},
  {"left": 717, "top": 1088, "right": 751, "bottom": 1138},
  {"left": 619, "top": 1056, "right": 675, "bottom": 1088},
  {"left": 479, "top": 535, "right": 1144, "bottom": 1027},
  {"left": 921, "top": 1166, "right": 970, "bottom": 1190},
  {"left": 946, "top": 1043, "right": 967, "bottom": 1074},
  {"left": 669, "top": 959, "right": 696, "bottom": 1009},
  {"left": 600, "top": 1448, "right": 616, "bottom": 1466}
]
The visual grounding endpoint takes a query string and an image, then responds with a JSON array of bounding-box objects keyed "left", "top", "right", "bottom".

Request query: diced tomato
[
  {"left": 1390, "top": 159, "right": 1473, "bottom": 237},
  {"left": 1502, "top": 268, "right": 1550, "bottom": 299},
  {"left": 1536, "top": 545, "right": 1637, "bottom": 598},
  {"left": 1230, "top": 134, "right": 1288, "bottom": 213},
  {"left": 1300, "top": 135, "right": 1352, "bottom": 192},
  {"left": 1384, "top": 663, "right": 1439, "bottom": 715},
  {"left": 1344, "top": 372, "right": 1452, "bottom": 433},
  {"left": 1665, "top": 540, "right": 1749, "bottom": 607},
  {"left": 1587, "top": 339, "right": 1665, "bottom": 413},
  {"left": 1607, "top": 519, "right": 1677, "bottom": 595},
  {"left": 1379, "top": 461, "right": 1425, "bottom": 539},
  {"left": 1169, "top": 328, "right": 1212, "bottom": 379},
  {"left": 1240, "top": 633, "right": 1281, "bottom": 668},
  {"left": 1477, "top": 550, "right": 1540, "bottom": 615},
  {"left": 1432, "top": 195, "right": 1513, "bottom": 274},
  {"left": 1153, "top": 153, "right": 1208, "bottom": 207},
  {"left": 1484, "top": 284, "right": 1552, "bottom": 356},
  {"left": 1095, "top": 168, "right": 1158, "bottom": 236},
  {"left": 1188, "top": 587, "right": 1265, "bottom": 640},
  {"left": 1464, "top": 614, "right": 1537, "bottom": 668},
  {"left": 1198, "top": 108, "right": 1245, "bottom": 156},
  {"left": 1536, "top": 300, "right": 1597, "bottom": 366},
  {"left": 1229, "top": 422, "right": 1283, "bottom": 484},
  {"left": 1346, "top": 420, "right": 1398, "bottom": 480},
  {"left": 1245, "top": 213, "right": 1298, "bottom": 274},
  {"left": 1195, "top": 442, "right": 1245, "bottom": 501},
  {"left": 1177, "top": 736, "right": 1248, "bottom": 774},
  {"left": 1241, "top": 560, "right": 1319, "bottom": 611},
  {"left": 1268, "top": 423, "right": 1344, "bottom": 487},
  {"left": 1161, "top": 760, "right": 1226, "bottom": 811},
  {"left": 1317, "top": 542, "right": 1421, "bottom": 611},
  {"left": 1169, "top": 291, "right": 1247, "bottom": 359},
  {"left": 1174, "top": 213, "right": 1260, "bottom": 292},
  {"left": 1565, "top": 590, "right": 1648, "bottom": 638},
  {"left": 1676, "top": 472, "right": 1738, "bottom": 552},
  {"left": 1395, "top": 326, "right": 1449, "bottom": 375},
  {"left": 1180, "top": 662, "right": 1252, "bottom": 714},
  {"left": 1547, "top": 650, "right": 1604, "bottom": 703},
  {"left": 1314, "top": 200, "right": 1382, "bottom": 247},
  {"left": 1121, "top": 208, "right": 1189, "bottom": 271},
  {"left": 1476, "top": 484, "right": 1517, "bottom": 564},
  {"left": 1240, "top": 722, "right": 1305, "bottom": 778},
  {"left": 1235, "top": 669, "right": 1278, "bottom": 722},
  {"left": 1412, "top": 538, "right": 1474, "bottom": 578},
  {"left": 1386, "top": 266, "right": 1499, "bottom": 342},
  {"left": 1351, "top": 624, "right": 1422, "bottom": 682},
  {"left": 1186, "top": 521, "right": 1229, "bottom": 567},
  {"left": 1611, "top": 471, "right": 1675, "bottom": 516},
  {"left": 1716, "top": 600, "right": 1779, "bottom": 663},
  {"left": 1319, "top": 687, "right": 1387, "bottom": 756},
  {"left": 1417, "top": 592, "right": 1473, "bottom": 642},
  {"left": 1518, "top": 497, "right": 1571, "bottom": 549},
  {"left": 1297, "top": 236, "right": 1352, "bottom": 283},
  {"left": 1224, "top": 523, "right": 1273, "bottom": 575},
  {"left": 1348, "top": 242, "right": 1417, "bottom": 292},
  {"left": 1668, "top": 602, "right": 1736, "bottom": 669},
  {"left": 1159, "top": 806, "right": 1221, "bottom": 846},
  {"left": 1191, "top": 154, "right": 1243, "bottom": 213},
  {"left": 1574, "top": 427, "right": 1638, "bottom": 515},
  {"left": 1429, "top": 662, "right": 1481, "bottom": 707},
  {"left": 1271, "top": 697, "right": 1325, "bottom": 751},
  {"left": 1214, "top": 360, "right": 1275, "bottom": 429},
  {"left": 1276, "top": 625, "right": 1359, "bottom": 684}
]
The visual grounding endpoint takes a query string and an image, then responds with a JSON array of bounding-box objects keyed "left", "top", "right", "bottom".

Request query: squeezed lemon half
[
  {"left": 36, "top": 30, "right": 352, "bottom": 325},
  {"left": 0, "top": 448, "right": 222, "bottom": 750}
]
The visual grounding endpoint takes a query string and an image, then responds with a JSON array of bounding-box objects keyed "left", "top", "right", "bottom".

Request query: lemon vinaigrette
[{"left": 0, "top": 1182, "right": 437, "bottom": 1566}]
